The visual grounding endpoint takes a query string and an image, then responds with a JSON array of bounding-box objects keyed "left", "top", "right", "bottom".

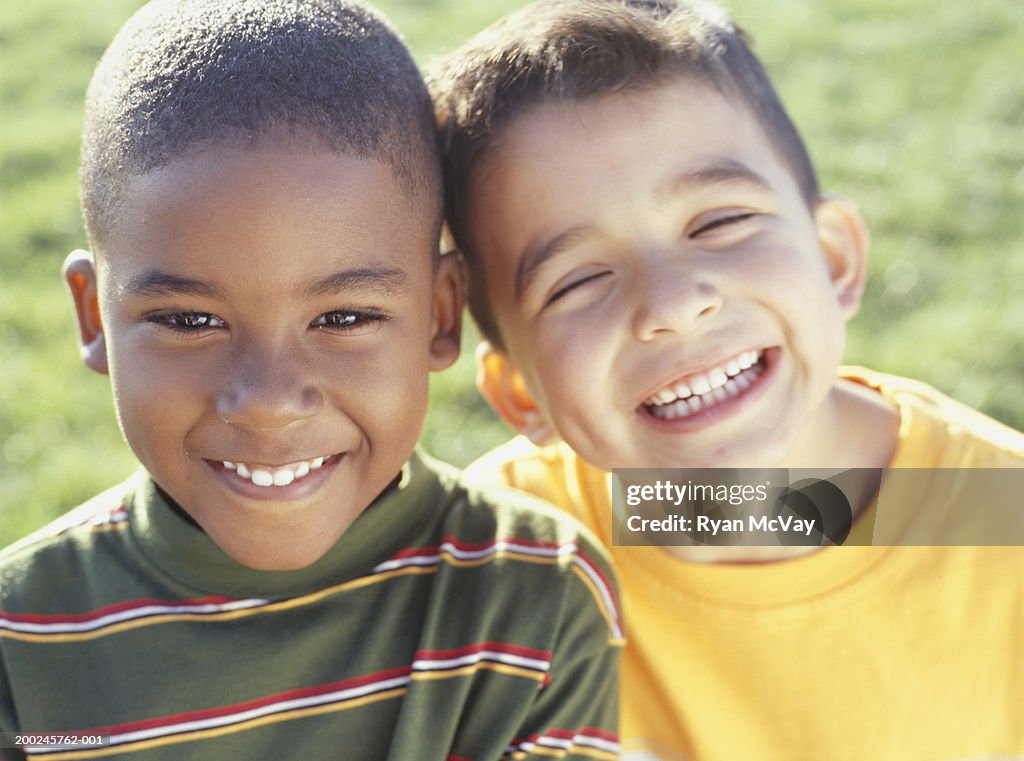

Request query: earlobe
[
  {"left": 63, "top": 249, "right": 108, "bottom": 375},
  {"left": 428, "top": 252, "right": 463, "bottom": 371},
  {"left": 815, "top": 194, "right": 870, "bottom": 319},
  {"left": 476, "top": 343, "right": 557, "bottom": 446}
]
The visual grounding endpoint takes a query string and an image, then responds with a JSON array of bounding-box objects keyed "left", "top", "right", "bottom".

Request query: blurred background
[{"left": 1, "top": 0, "right": 1022, "bottom": 546}]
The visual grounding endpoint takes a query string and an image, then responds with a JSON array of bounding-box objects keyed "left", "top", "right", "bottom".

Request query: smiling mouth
[
  {"left": 217, "top": 454, "right": 339, "bottom": 488},
  {"left": 641, "top": 349, "right": 768, "bottom": 420}
]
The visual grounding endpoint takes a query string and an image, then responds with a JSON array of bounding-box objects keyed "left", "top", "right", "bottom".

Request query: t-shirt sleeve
[
  {"left": 503, "top": 538, "right": 624, "bottom": 759},
  {"left": 467, "top": 439, "right": 586, "bottom": 523}
]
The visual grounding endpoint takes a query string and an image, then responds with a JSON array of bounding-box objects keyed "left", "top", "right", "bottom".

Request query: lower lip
[
  {"left": 638, "top": 348, "right": 779, "bottom": 433},
  {"left": 205, "top": 455, "right": 344, "bottom": 502}
]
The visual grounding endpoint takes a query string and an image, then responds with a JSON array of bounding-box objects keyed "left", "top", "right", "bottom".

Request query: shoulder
[
  {"left": 0, "top": 475, "right": 139, "bottom": 614},
  {"left": 421, "top": 451, "right": 624, "bottom": 645},
  {"left": 464, "top": 438, "right": 611, "bottom": 528},
  {"left": 447, "top": 446, "right": 608, "bottom": 566},
  {"left": 842, "top": 366, "right": 1024, "bottom": 466},
  {"left": 464, "top": 437, "right": 565, "bottom": 492},
  {"left": 429, "top": 448, "right": 610, "bottom": 568}
]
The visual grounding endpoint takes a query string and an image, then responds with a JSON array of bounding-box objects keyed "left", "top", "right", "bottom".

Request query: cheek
[
  {"left": 108, "top": 363, "right": 204, "bottom": 466},
  {"left": 526, "top": 324, "right": 616, "bottom": 411},
  {"left": 106, "top": 333, "right": 205, "bottom": 429},
  {"left": 750, "top": 244, "right": 844, "bottom": 327},
  {"left": 322, "top": 332, "right": 433, "bottom": 425},
  {"left": 768, "top": 264, "right": 848, "bottom": 380}
]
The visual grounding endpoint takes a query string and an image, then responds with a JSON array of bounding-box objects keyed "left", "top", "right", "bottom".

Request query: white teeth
[
  {"left": 672, "top": 382, "right": 692, "bottom": 400},
  {"left": 708, "top": 369, "right": 728, "bottom": 390},
  {"left": 272, "top": 469, "right": 295, "bottom": 487},
  {"left": 222, "top": 455, "right": 331, "bottom": 488},
  {"left": 643, "top": 350, "right": 764, "bottom": 408},
  {"left": 647, "top": 359, "right": 765, "bottom": 421},
  {"left": 690, "top": 375, "right": 711, "bottom": 395}
]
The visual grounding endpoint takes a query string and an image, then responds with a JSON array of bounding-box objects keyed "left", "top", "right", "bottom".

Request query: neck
[{"left": 663, "top": 378, "right": 899, "bottom": 565}]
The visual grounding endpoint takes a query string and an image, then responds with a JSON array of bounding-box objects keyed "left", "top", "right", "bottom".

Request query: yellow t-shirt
[{"left": 467, "top": 369, "right": 1024, "bottom": 761}]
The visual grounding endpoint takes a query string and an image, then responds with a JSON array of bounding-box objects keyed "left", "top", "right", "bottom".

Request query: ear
[
  {"left": 475, "top": 342, "right": 557, "bottom": 446},
  {"left": 63, "top": 249, "right": 108, "bottom": 375},
  {"left": 428, "top": 252, "right": 463, "bottom": 371},
  {"left": 814, "top": 194, "right": 870, "bottom": 319}
]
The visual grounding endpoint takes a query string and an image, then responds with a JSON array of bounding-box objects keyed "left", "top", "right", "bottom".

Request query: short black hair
[
  {"left": 430, "top": 0, "right": 819, "bottom": 350},
  {"left": 82, "top": 0, "right": 439, "bottom": 244}
]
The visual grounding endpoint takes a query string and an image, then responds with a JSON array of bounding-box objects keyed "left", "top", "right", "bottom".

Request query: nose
[
  {"left": 215, "top": 341, "right": 324, "bottom": 430},
  {"left": 631, "top": 262, "right": 722, "bottom": 342}
]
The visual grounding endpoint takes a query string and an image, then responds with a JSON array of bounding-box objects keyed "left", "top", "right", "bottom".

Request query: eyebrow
[
  {"left": 121, "top": 272, "right": 226, "bottom": 300},
  {"left": 514, "top": 158, "right": 772, "bottom": 302},
  {"left": 121, "top": 265, "right": 409, "bottom": 302},
  {"left": 660, "top": 157, "right": 773, "bottom": 198},
  {"left": 301, "top": 265, "right": 409, "bottom": 299}
]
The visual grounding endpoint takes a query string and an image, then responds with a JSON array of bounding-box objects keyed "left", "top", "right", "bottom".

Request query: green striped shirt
[{"left": 0, "top": 452, "right": 623, "bottom": 760}]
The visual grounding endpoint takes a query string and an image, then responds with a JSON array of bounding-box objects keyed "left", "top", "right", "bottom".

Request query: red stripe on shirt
[{"left": 0, "top": 595, "right": 249, "bottom": 625}]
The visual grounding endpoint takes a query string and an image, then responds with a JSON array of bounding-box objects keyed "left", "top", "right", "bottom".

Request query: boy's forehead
[
  {"left": 97, "top": 128, "right": 438, "bottom": 247},
  {"left": 479, "top": 78, "right": 756, "bottom": 178},
  {"left": 134, "top": 133, "right": 432, "bottom": 211},
  {"left": 97, "top": 139, "right": 438, "bottom": 292},
  {"left": 471, "top": 80, "right": 779, "bottom": 215}
]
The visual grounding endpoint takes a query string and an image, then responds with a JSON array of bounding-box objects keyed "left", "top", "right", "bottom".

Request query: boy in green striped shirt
[{"left": 0, "top": 2, "right": 622, "bottom": 758}]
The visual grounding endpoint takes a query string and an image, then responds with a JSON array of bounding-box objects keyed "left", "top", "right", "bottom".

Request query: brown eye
[
  {"left": 311, "top": 309, "right": 388, "bottom": 335},
  {"left": 179, "top": 313, "right": 214, "bottom": 328},
  {"left": 147, "top": 311, "right": 226, "bottom": 332},
  {"left": 319, "top": 313, "right": 357, "bottom": 327}
]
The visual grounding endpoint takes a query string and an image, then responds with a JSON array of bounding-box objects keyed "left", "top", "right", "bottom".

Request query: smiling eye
[
  {"left": 691, "top": 212, "right": 758, "bottom": 237},
  {"left": 148, "top": 311, "right": 226, "bottom": 333},
  {"left": 545, "top": 271, "right": 611, "bottom": 306},
  {"left": 311, "top": 309, "right": 388, "bottom": 335}
]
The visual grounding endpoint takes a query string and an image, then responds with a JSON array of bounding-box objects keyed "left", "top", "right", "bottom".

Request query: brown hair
[{"left": 430, "top": 0, "right": 819, "bottom": 349}]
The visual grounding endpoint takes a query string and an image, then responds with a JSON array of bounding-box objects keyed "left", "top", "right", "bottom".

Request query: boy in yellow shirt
[{"left": 429, "top": 0, "right": 1024, "bottom": 758}]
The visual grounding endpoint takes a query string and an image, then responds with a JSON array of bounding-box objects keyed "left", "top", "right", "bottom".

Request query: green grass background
[{"left": 1, "top": 0, "right": 1021, "bottom": 547}]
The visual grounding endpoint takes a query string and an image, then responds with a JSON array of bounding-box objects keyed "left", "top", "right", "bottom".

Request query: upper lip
[
  {"left": 218, "top": 456, "right": 331, "bottom": 468},
  {"left": 201, "top": 450, "right": 340, "bottom": 469},
  {"left": 636, "top": 347, "right": 768, "bottom": 407}
]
